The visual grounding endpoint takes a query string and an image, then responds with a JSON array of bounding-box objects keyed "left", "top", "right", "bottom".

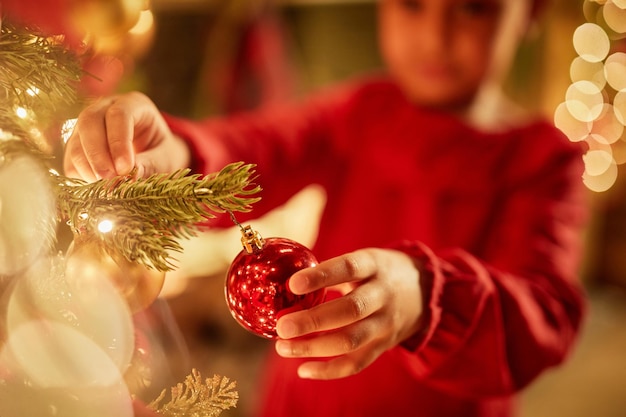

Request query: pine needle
[{"left": 148, "top": 370, "right": 239, "bottom": 417}]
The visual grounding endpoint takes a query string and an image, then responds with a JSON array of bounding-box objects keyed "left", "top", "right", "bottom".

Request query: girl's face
[{"left": 378, "top": 0, "right": 511, "bottom": 110}]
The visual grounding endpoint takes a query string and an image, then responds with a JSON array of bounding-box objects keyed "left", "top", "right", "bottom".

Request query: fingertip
[
  {"left": 288, "top": 272, "right": 309, "bottom": 295},
  {"left": 275, "top": 317, "right": 298, "bottom": 339},
  {"left": 275, "top": 340, "right": 291, "bottom": 357},
  {"left": 297, "top": 363, "right": 315, "bottom": 379},
  {"left": 114, "top": 157, "right": 133, "bottom": 176}
]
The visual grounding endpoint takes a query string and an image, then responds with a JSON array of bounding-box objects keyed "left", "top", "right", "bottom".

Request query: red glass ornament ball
[{"left": 225, "top": 237, "right": 325, "bottom": 339}]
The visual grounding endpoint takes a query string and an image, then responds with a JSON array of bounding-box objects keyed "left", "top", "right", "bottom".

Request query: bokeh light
[
  {"left": 614, "top": 90, "right": 626, "bottom": 124},
  {"left": 554, "top": 102, "right": 591, "bottom": 142},
  {"left": 7, "top": 254, "right": 135, "bottom": 373},
  {"left": 129, "top": 9, "right": 153, "bottom": 35},
  {"left": 573, "top": 23, "right": 610, "bottom": 63},
  {"left": 565, "top": 80, "right": 605, "bottom": 122},
  {"left": 570, "top": 57, "right": 606, "bottom": 89},
  {"left": 604, "top": 52, "right": 626, "bottom": 91},
  {"left": 610, "top": 138, "right": 626, "bottom": 165},
  {"left": 556, "top": 3, "right": 626, "bottom": 192},
  {"left": 603, "top": 1, "right": 626, "bottom": 33},
  {"left": 583, "top": 161, "right": 618, "bottom": 192},
  {"left": 590, "top": 104, "right": 624, "bottom": 144},
  {"left": 583, "top": 149, "right": 615, "bottom": 176},
  {"left": 0, "top": 155, "right": 57, "bottom": 275}
]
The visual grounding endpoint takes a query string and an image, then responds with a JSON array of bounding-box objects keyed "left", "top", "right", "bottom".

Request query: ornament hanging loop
[
  {"left": 240, "top": 225, "right": 264, "bottom": 253},
  {"left": 229, "top": 211, "right": 264, "bottom": 253}
]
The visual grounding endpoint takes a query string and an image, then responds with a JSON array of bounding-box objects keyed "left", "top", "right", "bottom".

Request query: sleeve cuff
[{"left": 390, "top": 240, "right": 444, "bottom": 353}]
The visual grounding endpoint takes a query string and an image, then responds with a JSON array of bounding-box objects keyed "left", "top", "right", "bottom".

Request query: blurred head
[{"left": 378, "top": 0, "right": 539, "bottom": 110}]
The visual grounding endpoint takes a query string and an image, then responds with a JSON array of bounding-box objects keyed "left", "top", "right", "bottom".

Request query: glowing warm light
[
  {"left": 604, "top": 52, "right": 626, "bottom": 91},
  {"left": 583, "top": 161, "right": 618, "bottom": 192},
  {"left": 583, "top": 149, "right": 614, "bottom": 175},
  {"left": 565, "top": 80, "right": 605, "bottom": 122},
  {"left": 570, "top": 57, "right": 606, "bottom": 89},
  {"left": 560, "top": 0, "right": 626, "bottom": 192},
  {"left": 614, "top": 90, "right": 626, "bottom": 125},
  {"left": 61, "top": 118, "right": 78, "bottom": 144},
  {"left": 590, "top": 104, "right": 624, "bottom": 144},
  {"left": 25, "top": 87, "right": 40, "bottom": 96},
  {"left": 603, "top": 1, "right": 626, "bottom": 33},
  {"left": 98, "top": 220, "right": 114, "bottom": 233},
  {"left": 0, "top": 128, "right": 14, "bottom": 140},
  {"left": 15, "top": 107, "right": 28, "bottom": 119},
  {"left": 586, "top": 135, "right": 613, "bottom": 153},
  {"left": 613, "top": 0, "right": 626, "bottom": 8},
  {"left": 611, "top": 140, "right": 626, "bottom": 165},
  {"left": 554, "top": 102, "right": 591, "bottom": 142},
  {"left": 573, "top": 23, "right": 610, "bottom": 63},
  {"left": 129, "top": 10, "right": 153, "bottom": 35},
  {"left": 583, "top": 1, "right": 601, "bottom": 22}
]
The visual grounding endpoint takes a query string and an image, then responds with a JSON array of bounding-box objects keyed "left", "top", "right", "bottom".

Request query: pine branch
[
  {"left": 0, "top": 20, "right": 82, "bottom": 115},
  {"left": 55, "top": 162, "right": 261, "bottom": 271},
  {"left": 148, "top": 369, "right": 238, "bottom": 417},
  {"left": 0, "top": 21, "right": 262, "bottom": 272},
  {"left": 0, "top": 20, "right": 84, "bottom": 152}
]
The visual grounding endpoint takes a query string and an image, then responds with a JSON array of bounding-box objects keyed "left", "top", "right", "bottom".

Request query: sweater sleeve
[
  {"left": 161, "top": 86, "right": 354, "bottom": 224},
  {"left": 391, "top": 128, "right": 588, "bottom": 398}
]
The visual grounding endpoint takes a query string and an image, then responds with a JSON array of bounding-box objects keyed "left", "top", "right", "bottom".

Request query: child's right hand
[{"left": 63, "top": 92, "right": 190, "bottom": 182}]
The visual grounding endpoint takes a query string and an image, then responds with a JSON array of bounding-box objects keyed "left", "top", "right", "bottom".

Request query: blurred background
[
  {"left": 132, "top": 1, "right": 626, "bottom": 416},
  {"left": 5, "top": 0, "right": 626, "bottom": 415}
]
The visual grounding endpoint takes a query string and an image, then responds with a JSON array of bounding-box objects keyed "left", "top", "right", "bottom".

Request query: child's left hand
[{"left": 275, "top": 248, "right": 423, "bottom": 380}]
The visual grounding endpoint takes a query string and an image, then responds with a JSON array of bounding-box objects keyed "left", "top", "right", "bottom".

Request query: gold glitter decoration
[{"left": 148, "top": 369, "right": 239, "bottom": 417}]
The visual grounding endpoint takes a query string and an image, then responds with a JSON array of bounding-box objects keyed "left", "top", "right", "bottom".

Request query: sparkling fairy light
[
  {"left": 555, "top": 0, "right": 626, "bottom": 192},
  {"left": 15, "top": 107, "right": 28, "bottom": 119},
  {"left": 129, "top": 10, "right": 154, "bottom": 35},
  {"left": 61, "top": 118, "right": 77, "bottom": 144},
  {"left": 97, "top": 220, "right": 114, "bottom": 234},
  {"left": 25, "top": 87, "right": 40, "bottom": 97}
]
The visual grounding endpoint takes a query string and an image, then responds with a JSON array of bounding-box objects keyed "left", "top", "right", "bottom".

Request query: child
[{"left": 64, "top": 0, "right": 588, "bottom": 416}]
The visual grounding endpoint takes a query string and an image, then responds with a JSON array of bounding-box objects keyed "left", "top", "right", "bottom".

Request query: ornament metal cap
[{"left": 240, "top": 225, "right": 264, "bottom": 253}]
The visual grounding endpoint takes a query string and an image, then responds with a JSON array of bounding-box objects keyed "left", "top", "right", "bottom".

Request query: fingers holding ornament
[{"left": 225, "top": 223, "right": 326, "bottom": 339}]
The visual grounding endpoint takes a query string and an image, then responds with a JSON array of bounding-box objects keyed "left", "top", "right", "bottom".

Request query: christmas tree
[{"left": 0, "top": 11, "right": 257, "bottom": 417}]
